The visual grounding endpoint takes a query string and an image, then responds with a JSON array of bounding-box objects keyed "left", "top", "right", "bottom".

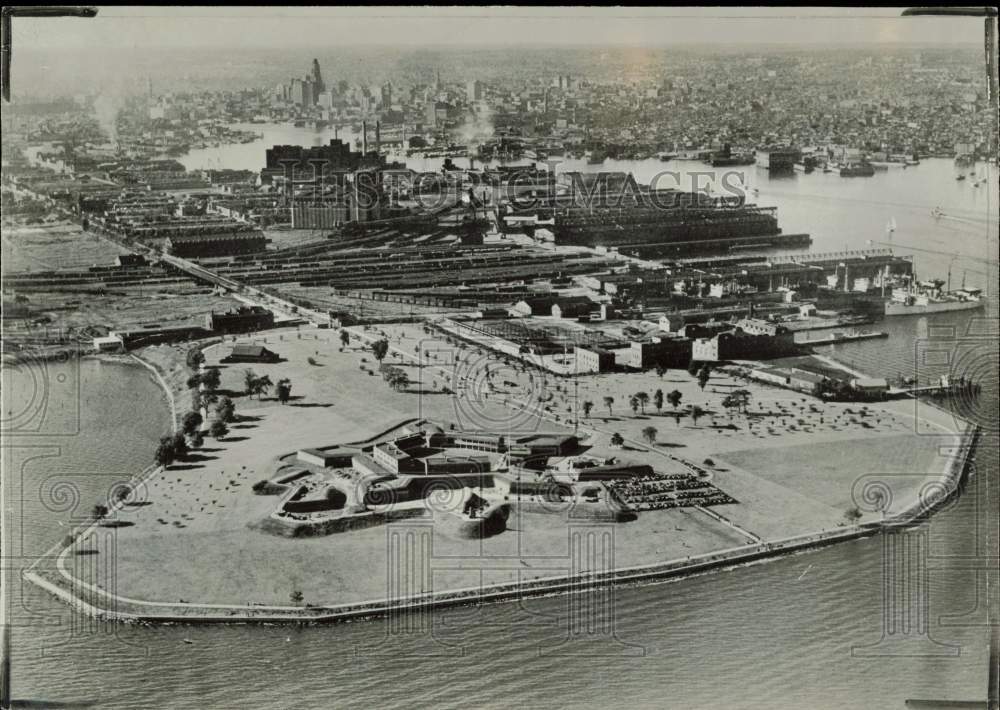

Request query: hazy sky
[{"left": 11, "top": 6, "right": 988, "bottom": 50}]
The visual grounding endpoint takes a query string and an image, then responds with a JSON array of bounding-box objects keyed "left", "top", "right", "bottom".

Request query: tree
[
  {"left": 276, "top": 378, "right": 292, "bottom": 404},
  {"left": 391, "top": 371, "right": 410, "bottom": 391},
  {"left": 253, "top": 375, "right": 273, "bottom": 400},
  {"left": 171, "top": 432, "right": 189, "bottom": 459},
  {"left": 181, "top": 410, "right": 203, "bottom": 437},
  {"left": 290, "top": 589, "right": 304, "bottom": 605},
  {"left": 655, "top": 362, "right": 666, "bottom": 379},
  {"left": 582, "top": 400, "right": 594, "bottom": 418},
  {"left": 731, "top": 389, "right": 751, "bottom": 414},
  {"left": 92, "top": 503, "right": 109, "bottom": 519},
  {"left": 667, "top": 389, "right": 683, "bottom": 410},
  {"left": 697, "top": 366, "right": 711, "bottom": 391},
  {"left": 691, "top": 405, "right": 706, "bottom": 426},
  {"left": 154, "top": 435, "right": 176, "bottom": 467},
  {"left": 371, "top": 339, "right": 389, "bottom": 363},
  {"left": 653, "top": 389, "right": 664, "bottom": 413},
  {"left": 603, "top": 396, "right": 614, "bottom": 417},
  {"left": 215, "top": 396, "right": 236, "bottom": 423},
  {"left": 636, "top": 391, "right": 650, "bottom": 414},
  {"left": 642, "top": 426, "right": 658, "bottom": 445},
  {"left": 687, "top": 360, "right": 701, "bottom": 377},
  {"left": 200, "top": 368, "right": 221, "bottom": 391},
  {"left": 629, "top": 395, "right": 640, "bottom": 416},
  {"left": 610, "top": 432, "right": 625, "bottom": 448},
  {"left": 243, "top": 369, "right": 258, "bottom": 397},
  {"left": 190, "top": 431, "right": 204, "bottom": 449},
  {"left": 186, "top": 373, "right": 202, "bottom": 390},
  {"left": 186, "top": 348, "right": 205, "bottom": 371},
  {"left": 209, "top": 419, "right": 229, "bottom": 440},
  {"left": 340, "top": 329, "right": 350, "bottom": 348},
  {"left": 722, "top": 393, "right": 739, "bottom": 418},
  {"left": 844, "top": 506, "right": 863, "bottom": 523}
]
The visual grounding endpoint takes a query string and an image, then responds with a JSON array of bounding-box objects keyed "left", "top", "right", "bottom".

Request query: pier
[{"left": 800, "top": 331, "right": 888, "bottom": 346}]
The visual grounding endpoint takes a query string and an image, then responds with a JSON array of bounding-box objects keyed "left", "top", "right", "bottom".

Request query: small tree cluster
[
  {"left": 276, "top": 378, "right": 292, "bottom": 404},
  {"left": 370, "top": 339, "right": 390, "bottom": 362},
  {"left": 215, "top": 396, "right": 236, "bottom": 423},
  {"left": 243, "top": 370, "right": 273, "bottom": 399},
  {"left": 186, "top": 348, "right": 205, "bottom": 371},
  {"left": 381, "top": 365, "right": 410, "bottom": 391},
  {"left": 154, "top": 431, "right": 189, "bottom": 467}
]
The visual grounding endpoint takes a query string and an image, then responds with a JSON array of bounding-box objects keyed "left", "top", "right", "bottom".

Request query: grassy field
[
  {"left": 718, "top": 434, "right": 952, "bottom": 517},
  {"left": 95, "top": 322, "right": 965, "bottom": 608}
]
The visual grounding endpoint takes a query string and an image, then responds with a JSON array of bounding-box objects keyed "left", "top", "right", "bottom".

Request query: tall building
[
  {"left": 290, "top": 79, "right": 305, "bottom": 106},
  {"left": 381, "top": 81, "right": 393, "bottom": 108},
  {"left": 310, "top": 58, "right": 325, "bottom": 97},
  {"left": 291, "top": 78, "right": 315, "bottom": 107},
  {"left": 466, "top": 79, "right": 483, "bottom": 102}
]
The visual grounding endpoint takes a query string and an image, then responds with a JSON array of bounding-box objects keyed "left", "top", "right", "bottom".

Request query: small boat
[
  {"left": 886, "top": 216, "right": 896, "bottom": 234},
  {"left": 183, "top": 638, "right": 194, "bottom": 644}
]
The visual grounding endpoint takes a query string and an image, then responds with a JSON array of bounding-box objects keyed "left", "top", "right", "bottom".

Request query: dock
[{"left": 800, "top": 331, "right": 889, "bottom": 346}]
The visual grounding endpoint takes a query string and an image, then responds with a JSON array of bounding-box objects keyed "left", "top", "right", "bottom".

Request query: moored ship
[
  {"left": 884, "top": 283, "right": 983, "bottom": 316},
  {"left": 840, "top": 161, "right": 875, "bottom": 177},
  {"left": 587, "top": 149, "right": 607, "bottom": 164}
]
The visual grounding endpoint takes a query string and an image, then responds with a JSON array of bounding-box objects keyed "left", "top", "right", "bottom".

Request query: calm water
[{"left": 3, "top": 161, "right": 997, "bottom": 709}]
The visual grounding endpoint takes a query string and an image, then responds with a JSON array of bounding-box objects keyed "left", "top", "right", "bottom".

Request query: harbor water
[{"left": 3, "top": 159, "right": 997, "bottom": 709}]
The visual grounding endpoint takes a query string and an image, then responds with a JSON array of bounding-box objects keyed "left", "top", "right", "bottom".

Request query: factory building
[
  {"left": 163, "top": 232, "right": 267, "bottom": 258},
  {"left": 205, "top": 306, "right": 274, "bottom": 333}
]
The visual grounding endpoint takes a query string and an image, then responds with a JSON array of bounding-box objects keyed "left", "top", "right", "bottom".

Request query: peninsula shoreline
[{"left": 18, "top": 343, "right": 982, "bottom": 625}]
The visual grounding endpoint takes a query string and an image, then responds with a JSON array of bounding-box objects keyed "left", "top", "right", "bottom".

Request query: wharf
[{"left": 798, "top": 330, "right": 888, "bottom": 346}]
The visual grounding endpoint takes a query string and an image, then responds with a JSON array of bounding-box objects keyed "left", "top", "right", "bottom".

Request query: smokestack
[
  {"left": 375, "top": 121, "right": 381, "bottom": 155},
  {"left": 470, "top": 156, "right": 475, "bottom": 170},
  {"left": 362, "top": 121, "right": 367, "bottom": 155}
]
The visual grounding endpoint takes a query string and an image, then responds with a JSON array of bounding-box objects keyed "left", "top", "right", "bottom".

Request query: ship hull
[{"left": 884, "top": 299, "right": 984, "bottom": 316}]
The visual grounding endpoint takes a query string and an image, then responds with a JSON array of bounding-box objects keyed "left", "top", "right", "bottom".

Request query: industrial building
[
  {"left": 692, "top": 323, "right": 796, "bottom": 362},
  {"left": 164, "top": 232, "right": 268, "bottom": 258},
  {"left": 205, "top": 306, "right": 275, "bottom": 333},
  {"left": 617, "top": 338, "right": 693, "bottom": 370}
]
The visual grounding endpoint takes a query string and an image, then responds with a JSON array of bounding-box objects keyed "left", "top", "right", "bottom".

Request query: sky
[{"left": 10, "top": 6, "right": 989, "bottom": 50}]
